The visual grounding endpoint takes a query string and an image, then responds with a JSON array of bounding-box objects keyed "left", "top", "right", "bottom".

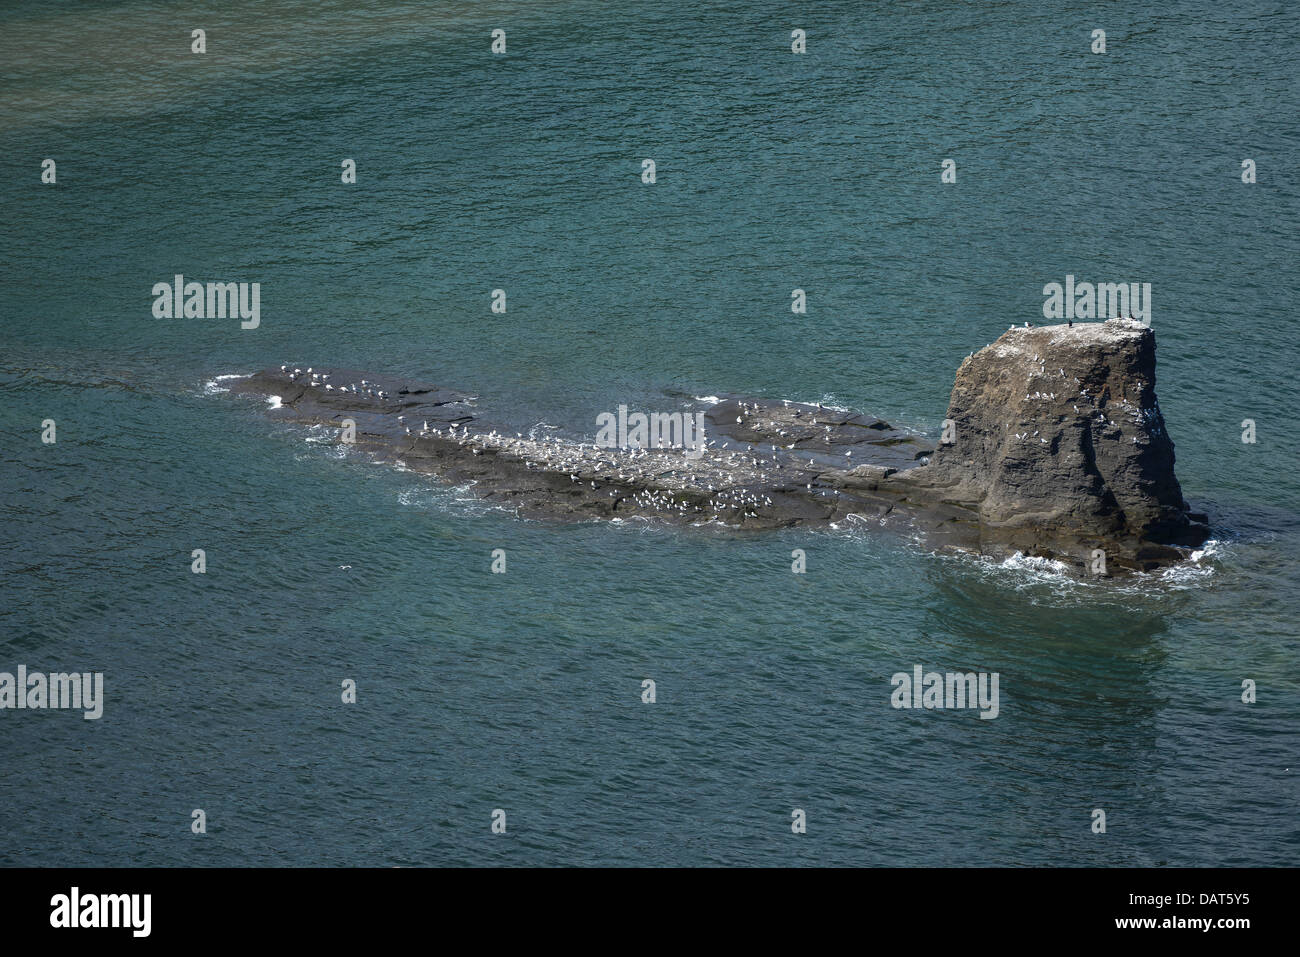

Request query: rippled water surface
[{"left": 1, "top": 0, "right": 1297, "bottom": 865}]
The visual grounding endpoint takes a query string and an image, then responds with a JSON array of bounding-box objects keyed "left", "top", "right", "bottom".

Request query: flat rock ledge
[{"left": 228, "top": 319, "right": 1208, "bottom": 576}]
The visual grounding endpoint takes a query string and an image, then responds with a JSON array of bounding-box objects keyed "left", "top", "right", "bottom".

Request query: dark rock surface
[
  {"left": 899, "top": 319, "right": 1209, "bottom": 569},
  {"left": 227, "top": 319, "right": 1208, "bottom": 575}
]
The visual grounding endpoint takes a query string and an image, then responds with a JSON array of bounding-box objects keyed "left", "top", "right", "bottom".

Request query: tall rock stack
[{"left": 905, "top": 319, "right": 1209, "bottom": 568}]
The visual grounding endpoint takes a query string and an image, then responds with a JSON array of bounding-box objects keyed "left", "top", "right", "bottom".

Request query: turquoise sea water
[{"left": 1, "top": 0, "right": 1297, "bottom": 865}]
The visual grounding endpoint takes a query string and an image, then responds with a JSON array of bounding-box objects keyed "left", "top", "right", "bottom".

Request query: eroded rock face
[
  {"left": 901, "top": 319, "right": 1208, "bottom": 567},
  {"left": 226, "top": 319, "right": 1207, "bottom": 575}
]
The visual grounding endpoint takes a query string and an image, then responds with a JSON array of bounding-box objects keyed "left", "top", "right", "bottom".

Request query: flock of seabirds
[{"left": 242, "top": 358, "right": 938, "bottom": 532}]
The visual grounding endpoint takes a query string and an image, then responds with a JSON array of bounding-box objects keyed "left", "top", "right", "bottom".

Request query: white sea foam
[
  {"left": 396, "top": 487, "right": 429, "bottom": 506},
  {"left": 527, "top": 421, "right": 558, "bottom": 440},
  {"left": 1000, "top": 551, "right": 1073, "bottom": 576},
  {"left": 930, "top": 538, "right": 1229, "bottom": 597},
  {"left": 689, "top": 515, "right": 730, "bottom": 528},
  {"left": 203, "top": 373, "right": 248, "bottom": 395},
  {"left": 762, "top": 394, "right": 855, "bottom": 414},
  {"left": 817, "top": 396, "right": 852, "bottom": 412},
  {"left": 1155, "top": 539, "right": 1223, "bottom": 588}
]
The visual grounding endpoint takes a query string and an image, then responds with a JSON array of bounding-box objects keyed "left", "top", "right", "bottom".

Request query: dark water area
[{"left": 0, "top": 0, "right": 1296, "bottom": 865}]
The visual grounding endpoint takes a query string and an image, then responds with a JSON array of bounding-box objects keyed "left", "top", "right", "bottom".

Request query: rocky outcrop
[
  {"left": 225, "top": 319, "right": 1207, "bottom": 576},
  {"left": 897, "top": 319, "right": 1208, "bottom": 568}
]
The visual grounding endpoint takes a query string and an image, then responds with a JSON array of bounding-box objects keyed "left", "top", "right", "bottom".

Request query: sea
[{"left": 0, "top": 0, "right": 1296, "bottom": 865}]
